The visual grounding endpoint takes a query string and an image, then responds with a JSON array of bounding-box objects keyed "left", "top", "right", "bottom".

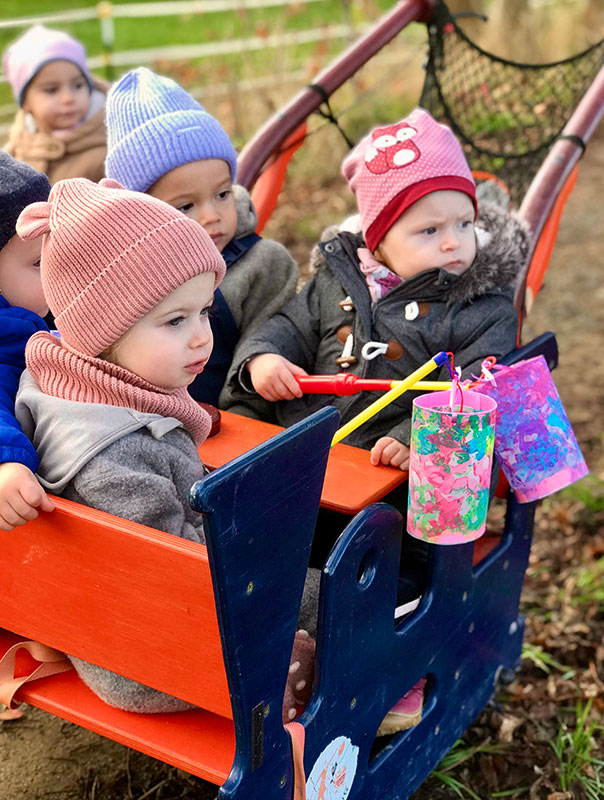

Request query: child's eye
[
  {"left": 74, "top": 80, "right": 86, "bottom": 90},
  {"left": 33, "top": 260, "right": 41, "bottom": 268},
  {"left": 200, "top": 307, "right": 211, "bottom": 318},
  {"left": 177, "top": 203, "right": 194, "bottom": 214},
  {"left": 216, "top": 190, "right": 231, "bottom": 201},
  {"left": 422, "top": 226, "right": 437, "bottom": 235},
  {"left": 459, "top": 220, "right": 474, "bottom": 230},
  {"left": 43, "top": 87, "right": 57, "bottom": 95},
  {"left": 167, "top": 316, "right": 184, "bottom": 327}
]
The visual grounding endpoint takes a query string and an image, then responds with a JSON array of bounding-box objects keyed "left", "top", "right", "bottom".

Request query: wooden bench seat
[
  {"left": 200, "top": 410, "right": 405, "bottom": 514},
  {"left": 0, "top": 495, "right": 237, "bottom": 783},
  {"left": 0, "top": 408, "right": 340, "bottom": 797},
  {"left": 0, "top": 629, "right": 235, "bottom": 783}
]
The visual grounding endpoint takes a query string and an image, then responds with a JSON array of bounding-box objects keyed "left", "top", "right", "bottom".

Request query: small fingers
[
  {"left": 0, "top": 491, "right": 53, "bottom": 531},
  {"left": 388, "top": 446, "right": 410, "bottom": 469},
  {"left": 278, "top": 367, "right": 304, "bottom": 399},
  {"left": 39, "top": 494, "right": 56, "bottom": 513},
  {"left": 378, "top": 441, "right": 400, "bottom": 465},
  {"left": 370, "top": 438, "right": 409, "bottom": 469},
  {"left": 369, "top": 438, "right": 389, "bottom": 466},
  {"left": 258, "top": 375, "right": 295, "bottom": 402},
  {"left": 20, "top": 478, "right": 48, "bottom": 508},
  {"left": 0, "top": 508, "right": 35, "bottom": 531}
]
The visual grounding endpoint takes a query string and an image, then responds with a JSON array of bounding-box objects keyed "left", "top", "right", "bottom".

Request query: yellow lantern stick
[
  {"left": 402, "top": 380, "right": 452, "bottom": 391},
  {"left": 331, "top": 351, "right": 449, "bottom": 447}
]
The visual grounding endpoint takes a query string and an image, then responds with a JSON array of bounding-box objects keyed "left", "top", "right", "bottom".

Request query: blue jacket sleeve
[{"left": 0, "top": 304, "right": 48, "bottom": 471}]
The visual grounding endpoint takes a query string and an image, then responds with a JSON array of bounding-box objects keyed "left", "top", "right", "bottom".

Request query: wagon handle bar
[
  {"left": 236, "top": 0, "right": 436, "bottom": 190},
  {"left": 516, "top": 61, "right": 604, "bottom": 312}
]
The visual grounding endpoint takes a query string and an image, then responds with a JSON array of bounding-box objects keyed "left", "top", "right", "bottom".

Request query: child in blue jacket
[{"left": 0, "top": 152, "right": 54, "bottom": 533}]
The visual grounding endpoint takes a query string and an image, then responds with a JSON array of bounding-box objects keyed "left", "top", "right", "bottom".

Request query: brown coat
[{"left": 3, "top": 78, "right": 108, "bottom": 185}]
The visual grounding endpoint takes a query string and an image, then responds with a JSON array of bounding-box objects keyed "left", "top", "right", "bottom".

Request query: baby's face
[
  {"left": 0, "top": 234, "right": 48, "bottom": 317},
  {"left": 106, "top": 273, "right": 215, "bottom": 390},
  {"left": 148, "top": 159, "right": 238, "bottom": 253},
  {"left": 22, "top": 60, "right": 90, "bottom": 133},
  {"left": 375, "top": 190, "right": 476, "bottom": 281}
]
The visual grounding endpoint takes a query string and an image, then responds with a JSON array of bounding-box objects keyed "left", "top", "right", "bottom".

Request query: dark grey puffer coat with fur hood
[{"left": 228, "top": 202, "right": 530, "bottom": 448}]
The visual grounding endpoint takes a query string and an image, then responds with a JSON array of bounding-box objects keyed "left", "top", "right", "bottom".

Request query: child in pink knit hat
[
  {"left": 227, "top": 107, "right": 529, "bottom": 734},
  {"left": 2, "top": 25, "right": 107, "bottom": 185},
  {"left": 13, "top": 177, "right": 317, "bottom": 721}
]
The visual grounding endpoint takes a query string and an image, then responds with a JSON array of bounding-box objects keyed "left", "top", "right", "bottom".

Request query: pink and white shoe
[{"left": 376, "top": 677, "right": 426, "bottom": 736}]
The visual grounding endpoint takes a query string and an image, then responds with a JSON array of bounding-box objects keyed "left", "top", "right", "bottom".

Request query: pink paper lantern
[
  {"left": 407, "top": 390, "right": 497, "bottom": 545},
  {"left": 474, "top": 355, "right": 588, "bottom": 502}
]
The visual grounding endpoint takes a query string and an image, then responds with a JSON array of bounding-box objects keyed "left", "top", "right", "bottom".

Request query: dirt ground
[{"left": 0, "top": 127, "right": 602, "bottom": 799}]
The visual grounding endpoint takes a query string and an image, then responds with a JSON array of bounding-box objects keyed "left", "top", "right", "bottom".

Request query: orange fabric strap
[
  {"left": 0, "top": 640, "right": 73, "bottom": 709},
  {"left": 285, "top": 720, "right": 307, "bottom": 799}
]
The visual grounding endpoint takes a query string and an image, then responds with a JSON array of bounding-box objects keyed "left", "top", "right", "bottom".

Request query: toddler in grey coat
[
  {"left": 15, "top": 177, "right": 318, "bottom": 722},
  {"left": 230, "top": 108, "right": 529, "bottom": 472},
  {"left": 226, "top": 108, "right": 530, "bottom": 736},
  {"left": 104, "top": 67, "right": 298, "bottom": 408}
]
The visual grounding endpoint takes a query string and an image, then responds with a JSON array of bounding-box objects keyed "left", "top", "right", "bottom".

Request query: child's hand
[
  {"left": 246, "top": 354, "right": 308, "bottom": 401},
  {"left": 0, "top": 463, "right": 55, "bottom": 531},
  {"left": 370, "top": 437, "right": 410, "bottom": 471}
]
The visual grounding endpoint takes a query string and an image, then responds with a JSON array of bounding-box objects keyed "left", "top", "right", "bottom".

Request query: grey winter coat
[
  {"left": 15, "top": 371, "right": 320, "bottom": 713},
  {"left": 216, "top": 186, "right": 298, "bottom": 408},
  {"left": 16, "top": 371, "right": 206, "bottom": 712},
  {"left": 228, "top": 202, "right": 530, "bottom": 447}
]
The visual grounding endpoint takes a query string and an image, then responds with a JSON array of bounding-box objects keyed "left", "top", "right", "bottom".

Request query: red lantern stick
[{"left": 295, "top": 374, "right": 452, "bottom": 396}]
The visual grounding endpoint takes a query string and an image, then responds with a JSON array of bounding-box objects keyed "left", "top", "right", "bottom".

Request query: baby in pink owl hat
[
  {"left": 228, "top": 106, "right": 527, "bottom": 471},
  {"left": 226, "top": 107, "right": 529, "bottom": 734}
]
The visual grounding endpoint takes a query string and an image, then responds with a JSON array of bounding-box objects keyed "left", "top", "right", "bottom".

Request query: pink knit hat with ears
[
  {"left": 342, "top": 108, "right": 477, "bottom": 253},
  {"left": 16, "top": 178, "right": 225, "bottom": 357}
]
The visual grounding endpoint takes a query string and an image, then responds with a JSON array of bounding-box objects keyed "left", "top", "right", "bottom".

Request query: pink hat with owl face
[{"left": 341, "top": 108, "right": 477, "bottom": 252}]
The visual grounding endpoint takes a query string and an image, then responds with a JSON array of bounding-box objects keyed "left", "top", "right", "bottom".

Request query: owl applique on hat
[
  {"left": 364, "top": 122, "right": 419, "bottom": 174},
  {"left": 342, "top": 108, "right": 477, "bottom": 252}
]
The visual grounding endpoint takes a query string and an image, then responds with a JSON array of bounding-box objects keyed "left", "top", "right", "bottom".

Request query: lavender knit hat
[
  {"left": 16, "top": 178, "right": 225, "bottom": 356},
  {"left": 2, "top": 24, "right": 94, "bottom": 106},
  {"left": 105, "top": 67, "right": 238, "bottom": 192},
  {"left": 342, "top": 108, "right": 476, "bottom": 252}
]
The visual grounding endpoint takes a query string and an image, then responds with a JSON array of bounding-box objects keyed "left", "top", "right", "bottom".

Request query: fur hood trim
[
  {"left": 310, "top": 202, "right": 530, "bottom": 304},
  {"left": 449, "top": 202, "right": 530, "bottom": 304}
]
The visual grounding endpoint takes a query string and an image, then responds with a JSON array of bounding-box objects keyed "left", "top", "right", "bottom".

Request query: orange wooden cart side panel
[
  {"left": 250, "top": 121, "right": 308, "bottom": 234},
  {"left": 0, "top": 498, "right": 232, "bottom": 719},
  {"left": 472, "top": 535, "right": 501, "bottom": 566},
  {"left": 524, "top": 165, "right": 579, "bottom": 313},
  {"left": 199, "top": 410, "right": 405, "bottom": 514},
  {"left": 0, "top": 630, "right": 234, "bottom": 784}
]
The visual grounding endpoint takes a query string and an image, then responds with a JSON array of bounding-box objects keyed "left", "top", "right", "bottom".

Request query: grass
[
  {"left": 0, "top": 0, "right": 395, "bottom": 63},
  {"left": 572, "top": 555, "right": 604, "bottom": 611},
  {"left": 0, "top": 0, "right": 401, "bottom": 119},
  {"left": 428, "top": 737, "right": 509, "bottom": 799},
  {"left": 521, "top": 642, "right": 575, "bottom": 678},
  {"left": 550, "top": 700, "right": 604, "bottom": 799},
  {"left": 560, "top": 474, "right": 604, "bottom": 514}
]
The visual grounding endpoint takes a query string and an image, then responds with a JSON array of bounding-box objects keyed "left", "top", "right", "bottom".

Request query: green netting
[{"left": 419, "top": 0, "right": 604, "bottom": 205}]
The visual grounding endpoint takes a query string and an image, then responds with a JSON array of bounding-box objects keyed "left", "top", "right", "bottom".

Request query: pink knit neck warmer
[{"left": 26, "top": 332, "right": 210, "bottom": 446}]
